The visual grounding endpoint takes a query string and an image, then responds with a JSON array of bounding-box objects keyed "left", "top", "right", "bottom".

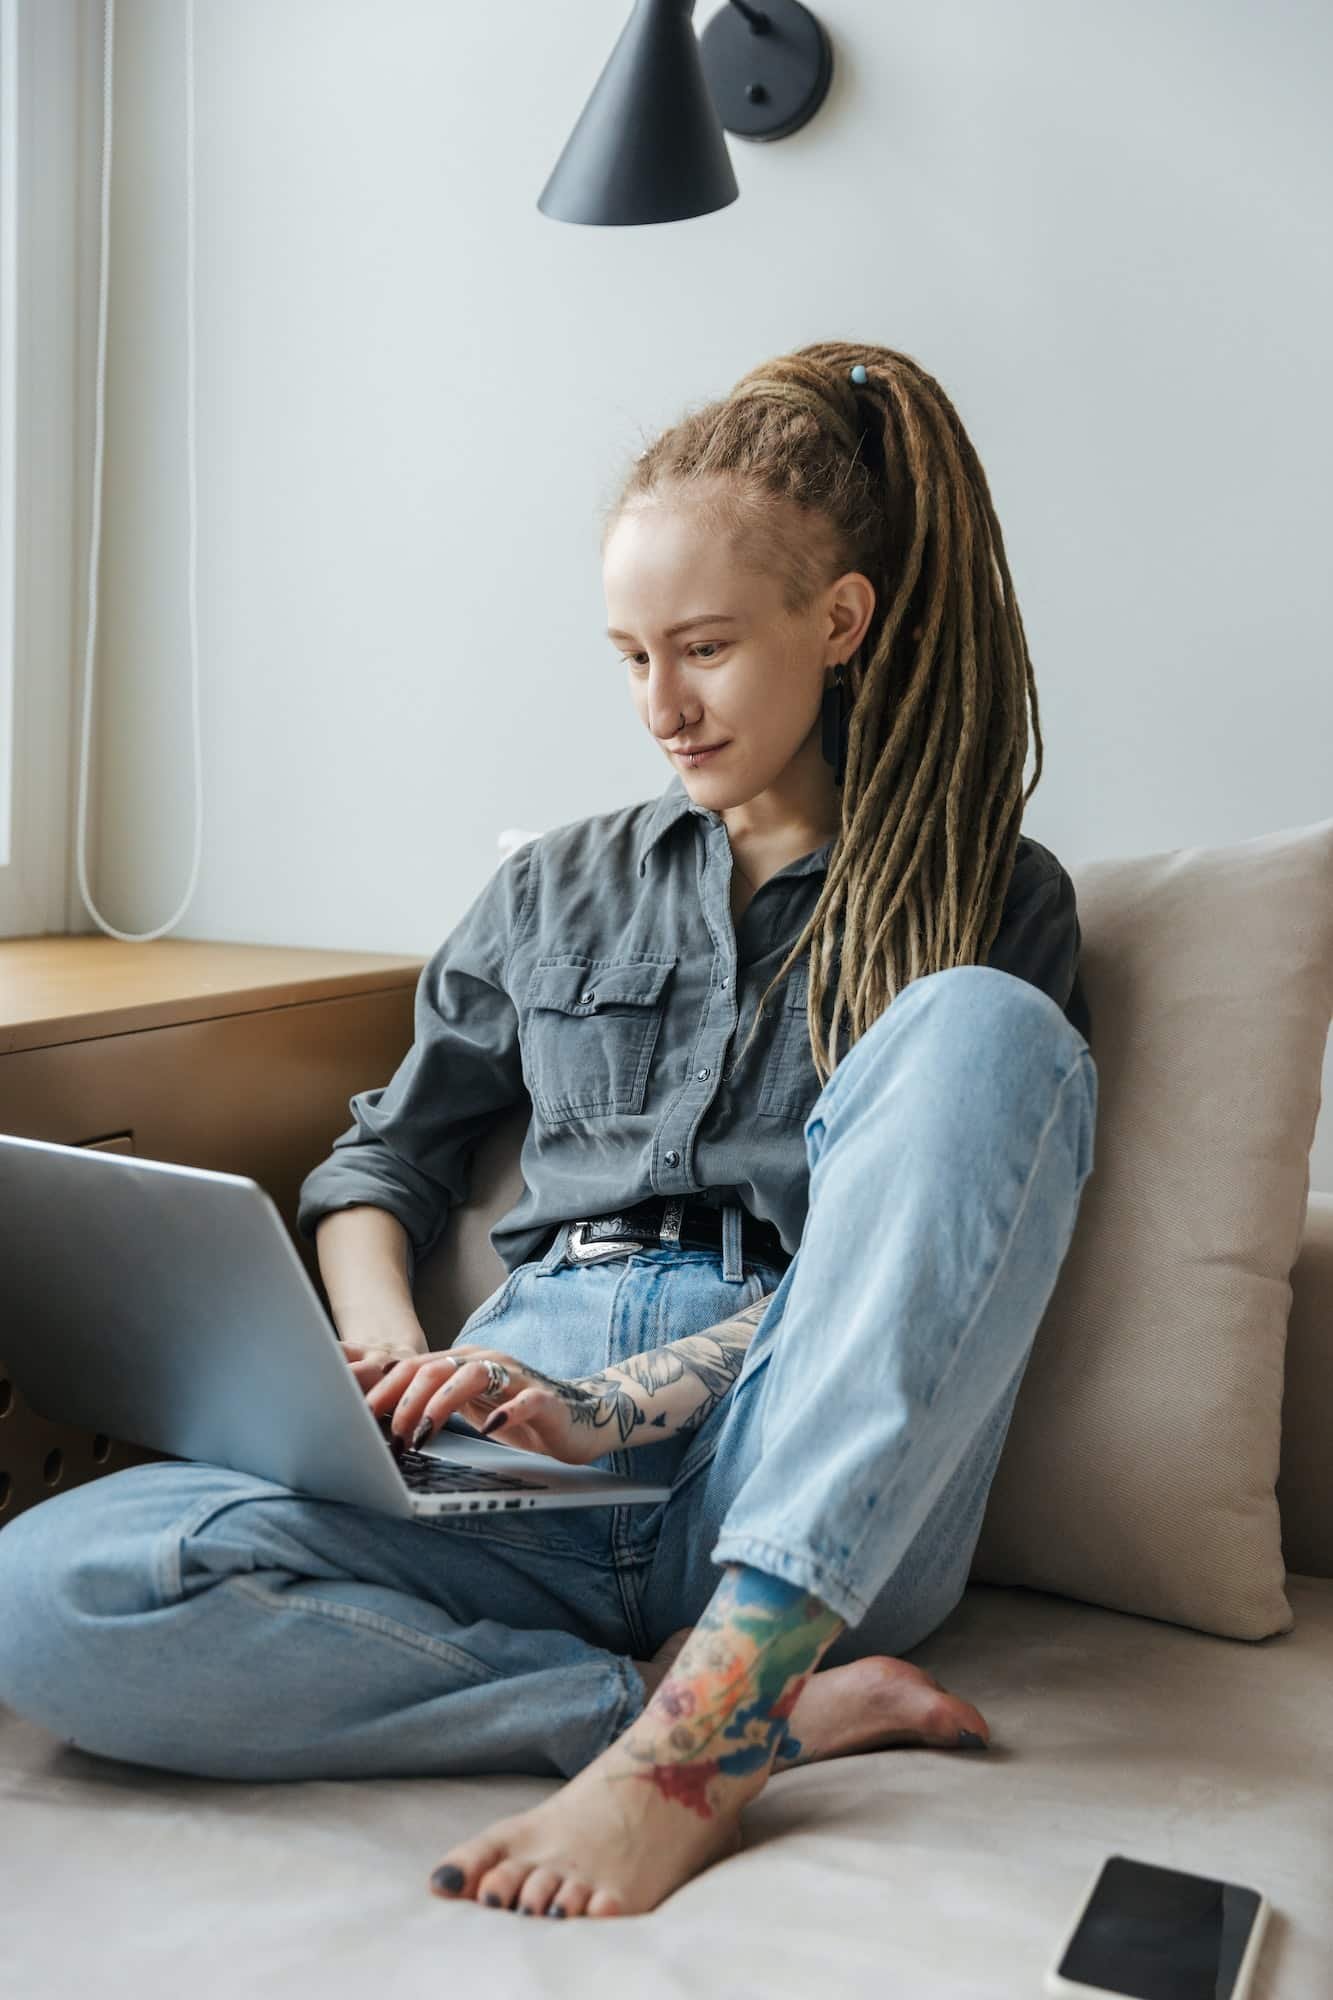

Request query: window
[{"left": 0, "top": 0, "right": 81, "bottom": 939}]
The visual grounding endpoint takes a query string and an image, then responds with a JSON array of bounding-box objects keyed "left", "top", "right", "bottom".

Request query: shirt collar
[{"left": 635, "top": 770, "right": 834, "bottom": 880}]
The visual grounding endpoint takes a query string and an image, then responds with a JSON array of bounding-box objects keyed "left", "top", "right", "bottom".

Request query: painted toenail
[
  {"left": 957, "top": 1730, "right": 988, "bottom": 1749},
  {"left": 550, "top": 1907, "right": 567, "bottom": 1918},
  {"left": 483, "top": 1893, "right": 503, "bottom": 1906},
  {"left": 431, "top": 1865, "right": 465, "bottom": 1893}
]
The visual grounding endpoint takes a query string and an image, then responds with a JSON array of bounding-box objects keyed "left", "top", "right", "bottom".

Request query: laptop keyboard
[{"left": 398, "top": 1446, "right": 549, "bottom": 1493}]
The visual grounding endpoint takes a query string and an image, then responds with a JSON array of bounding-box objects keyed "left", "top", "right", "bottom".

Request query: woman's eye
[{"left": 619, "top": 643, "right": 725, "bottom": 667}]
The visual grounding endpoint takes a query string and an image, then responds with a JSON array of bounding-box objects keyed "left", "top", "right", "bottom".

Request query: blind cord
[{"left": 75, "top": 0, "right": 202, "bottom": 942}]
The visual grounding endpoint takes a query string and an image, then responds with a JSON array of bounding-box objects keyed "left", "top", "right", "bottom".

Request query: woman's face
[{"left": 603, "top": 497, "right": 875, "bottom": 817}]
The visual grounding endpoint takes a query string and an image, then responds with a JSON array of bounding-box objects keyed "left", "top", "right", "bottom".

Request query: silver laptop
[{"left": 0, "top": 1135, "right": 673, "bottom": 1519}]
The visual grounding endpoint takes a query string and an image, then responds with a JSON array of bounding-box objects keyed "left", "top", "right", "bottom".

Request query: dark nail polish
[
  {"left": 483, "top": 1893, "right": 502, "bottom": 1907},
  {"left": 431, "top": 1864, "right": 465, "bottom": 1893},
  {"left": 411, "top": 1417, "right": 433, "bottom": 1449},
  {"left": 480, "top": 1410, "right": 509, "bottom": 1434},
  {"left": 550, "top": 1906, "right": 566, "bottom": 1918},
  {"left": 957, "top": 1729, "right": 988, "bottom": 1750}
]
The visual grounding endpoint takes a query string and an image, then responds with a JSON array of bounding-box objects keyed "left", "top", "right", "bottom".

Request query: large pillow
[{"left": 969, "top": 816, "right": 1333, "bottom": 1641}]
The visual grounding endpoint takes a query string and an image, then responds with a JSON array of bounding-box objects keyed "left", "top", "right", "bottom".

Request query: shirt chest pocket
[
  {"left": 757, "top": 961, "right": 824, "bottom": 1119},
  {"left": 521, "top": 954, "right": 676, "bottom": 1125}
]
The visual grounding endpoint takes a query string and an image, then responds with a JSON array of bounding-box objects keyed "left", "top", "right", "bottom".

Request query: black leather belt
[{"left": 559, "top": 1196, "right": 789, "bottom": 1270}]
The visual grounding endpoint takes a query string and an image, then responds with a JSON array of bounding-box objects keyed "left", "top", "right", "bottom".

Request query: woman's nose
[{"left": 645, "top": 671, "right": 690, "bottom": 732}]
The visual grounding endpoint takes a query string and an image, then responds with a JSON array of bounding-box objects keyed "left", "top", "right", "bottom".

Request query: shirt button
[
  {"left": 696, "top": 1067, "right": 710, "bottom": 1081},
  {"left": 665, "top": 1149, "right": 681, "bottom": 1167},
  {"left": 720, "top": 977, "right": 729, "bottom": 989},
  {"left": 581, "top": 989, "right": 596, "bottom": 1003}
]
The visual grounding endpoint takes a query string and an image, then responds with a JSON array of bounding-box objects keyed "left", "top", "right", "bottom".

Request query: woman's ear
[{"left": 826, "top": 570, "right": 877, "bottom": 663}]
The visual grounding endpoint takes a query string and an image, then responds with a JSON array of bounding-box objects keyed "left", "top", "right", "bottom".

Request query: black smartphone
[{"left": 1044, "top": 1853, "right": 1270, "bottom": 1999}]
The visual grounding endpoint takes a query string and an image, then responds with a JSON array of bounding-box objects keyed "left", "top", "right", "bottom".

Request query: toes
[
  {"left": 551, "top": 1881, "right": 594, "bottom": 1919},
  {"left": 429, "top": 1836, "right": 507, "bottom": 1900},
  {"left": 517, "top": 1867, "right": 564, "bottom": 1916},
  {"left": 933, "top": 1702, "right": 989, "bottom": 1749},
  {"left": 924, "top": 1673, "right": 990, "bottom": 1748},
  {"left": 844, "top": 1658, "right": 993, "bottom": 1754},
  {"left": 586, "top": 1887, "right": 626, "bottom": 1919},
  {"left": 942, "top": 1696, "right": 990, "bottom": 1748},
  {"left": 475, "top": 1860, "right": 528, "bottom": 1910}
]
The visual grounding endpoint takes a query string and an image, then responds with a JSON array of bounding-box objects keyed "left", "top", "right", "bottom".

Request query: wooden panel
[{"left": 0, "top": 935, "right": 424, "bottom": 1053}]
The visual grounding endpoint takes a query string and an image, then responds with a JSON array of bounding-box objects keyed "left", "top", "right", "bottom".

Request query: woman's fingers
[
  {"left": 341, "top": 1344, "right": 429, "bottom": 1394},
  {"left": 396, "top": 1363, "right": 586, "bottom": 1458},
  {"left": 477, "top": 1385, "right": 543, "bottom": 1438},
  {"left": 345, "top": 1346, "right": 592, "bottom": 1462},
  {"left": 388, "top": 1355, "right": 511, "bottom": 1444},
  {"left": 358, "top": 1355, "right": 459, "bottom": 1429}
]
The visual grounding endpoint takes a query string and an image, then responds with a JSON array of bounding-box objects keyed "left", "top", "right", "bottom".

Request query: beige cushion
[{"left": 969, "top": 817, "right": 1333, "bottom": 1640}]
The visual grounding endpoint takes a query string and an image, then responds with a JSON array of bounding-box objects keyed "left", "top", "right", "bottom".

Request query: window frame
[{"left": 0, "top": 0, "right": 85, "bottom": 939}]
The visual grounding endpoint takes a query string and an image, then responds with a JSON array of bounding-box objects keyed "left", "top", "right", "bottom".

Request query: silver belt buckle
[{"left": 567, "top": 1220, "right": 648, "bottom": 1264}]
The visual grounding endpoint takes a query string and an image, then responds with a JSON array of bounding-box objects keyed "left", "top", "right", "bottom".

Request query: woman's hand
[{"left": 342, "top": 1343, "right": 627, "bottom": 1469}]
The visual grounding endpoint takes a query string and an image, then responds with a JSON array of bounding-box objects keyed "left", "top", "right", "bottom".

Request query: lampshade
[{"left": 537, "top": 0, "right": 739, "bottom": 227}]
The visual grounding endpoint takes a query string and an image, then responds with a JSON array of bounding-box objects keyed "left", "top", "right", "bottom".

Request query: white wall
[{"left": 71, "top": 0, "right": 1333, "bottom": 1184}]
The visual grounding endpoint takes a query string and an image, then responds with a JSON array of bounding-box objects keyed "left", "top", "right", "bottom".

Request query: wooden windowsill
[{"left": 0, "top": 935, "right": 426, "bottom": 1056}]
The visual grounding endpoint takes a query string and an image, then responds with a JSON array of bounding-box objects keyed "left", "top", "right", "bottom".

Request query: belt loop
[
  {"left": 721, "top": 1200, "right": 744, "bottom": 1283},
  {"left": 539, "top": 1222, "right": 573, "bottom": 1272}
]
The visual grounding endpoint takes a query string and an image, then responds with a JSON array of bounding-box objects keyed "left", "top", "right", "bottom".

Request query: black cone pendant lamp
[{"left": 538, "top": 0, "right": 834, "bottom": 227}]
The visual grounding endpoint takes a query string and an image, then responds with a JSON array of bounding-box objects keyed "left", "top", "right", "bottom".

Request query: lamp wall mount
[{"left": 700, "top": 0, "right": 833, "bottom": 143}]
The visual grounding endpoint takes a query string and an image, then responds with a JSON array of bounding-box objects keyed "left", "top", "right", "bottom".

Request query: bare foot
[
  {"left": 636, "top": 1626, "right": 990, "bottom": 1769},
  {"left": 425, "top": 1639, "right": 758, "bottom": 1918},
  {"left": 425, "top": 1604, "right": 989, "bottom": 1919},
  {"left": 426, "top": 1567, "right": 849, "bottom": 1920}
]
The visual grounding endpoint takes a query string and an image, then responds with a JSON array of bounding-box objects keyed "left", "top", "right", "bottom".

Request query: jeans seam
[
  {"left": 652, "top": 1266, "right": 774, "bottom": 1502},
  {"left": 225, "top": 1572, "right": 501, "bottom": 1689},
  {"left": 600, "top": 1654, "right": 648, "bottom": 1747}
]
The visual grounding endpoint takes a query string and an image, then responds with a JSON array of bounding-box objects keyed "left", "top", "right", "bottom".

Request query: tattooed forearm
[{"left": 560, "top": 1292, "right": 775, "bottom": 1452}]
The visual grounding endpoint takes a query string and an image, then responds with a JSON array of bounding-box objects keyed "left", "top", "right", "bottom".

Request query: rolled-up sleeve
[
  {"left": 296, "top": 840, "right": 536, "bottom": 1265},
  {"left": 986, "top": 855, "right": 1092, "bottom": 1045}
]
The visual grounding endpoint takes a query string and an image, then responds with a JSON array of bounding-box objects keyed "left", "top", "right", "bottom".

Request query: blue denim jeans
[{"left": 0, "top": 967, "right": 1096, "bottom": 1783}]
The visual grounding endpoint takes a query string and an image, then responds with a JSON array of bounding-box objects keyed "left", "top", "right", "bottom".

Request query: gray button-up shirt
[{"left": 297, "top": 772, "right": 1090, "bottom": 1276}]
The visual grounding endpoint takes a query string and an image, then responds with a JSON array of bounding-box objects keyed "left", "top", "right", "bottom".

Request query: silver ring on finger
[{"left": 481, "top": 1360, "right": 511, "bottom": 1397}]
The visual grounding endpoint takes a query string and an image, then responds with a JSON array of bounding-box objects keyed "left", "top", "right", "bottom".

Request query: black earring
[{"left": 820, "top": 662, "right": 850, "bottom": 787}]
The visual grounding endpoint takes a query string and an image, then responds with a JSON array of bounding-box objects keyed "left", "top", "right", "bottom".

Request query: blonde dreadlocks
[{"left": 602, "top": 340, "right": 1045, "bottom": 1092}]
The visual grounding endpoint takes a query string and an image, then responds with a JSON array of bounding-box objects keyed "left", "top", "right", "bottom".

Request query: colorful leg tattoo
[{"left": 618, "top": 1565, "right": 845, "bottom": 1819}]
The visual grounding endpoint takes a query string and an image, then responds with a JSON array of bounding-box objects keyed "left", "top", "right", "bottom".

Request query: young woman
[{"left": 0, "top": 342, "right": 1097, "bottom": 1922}]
